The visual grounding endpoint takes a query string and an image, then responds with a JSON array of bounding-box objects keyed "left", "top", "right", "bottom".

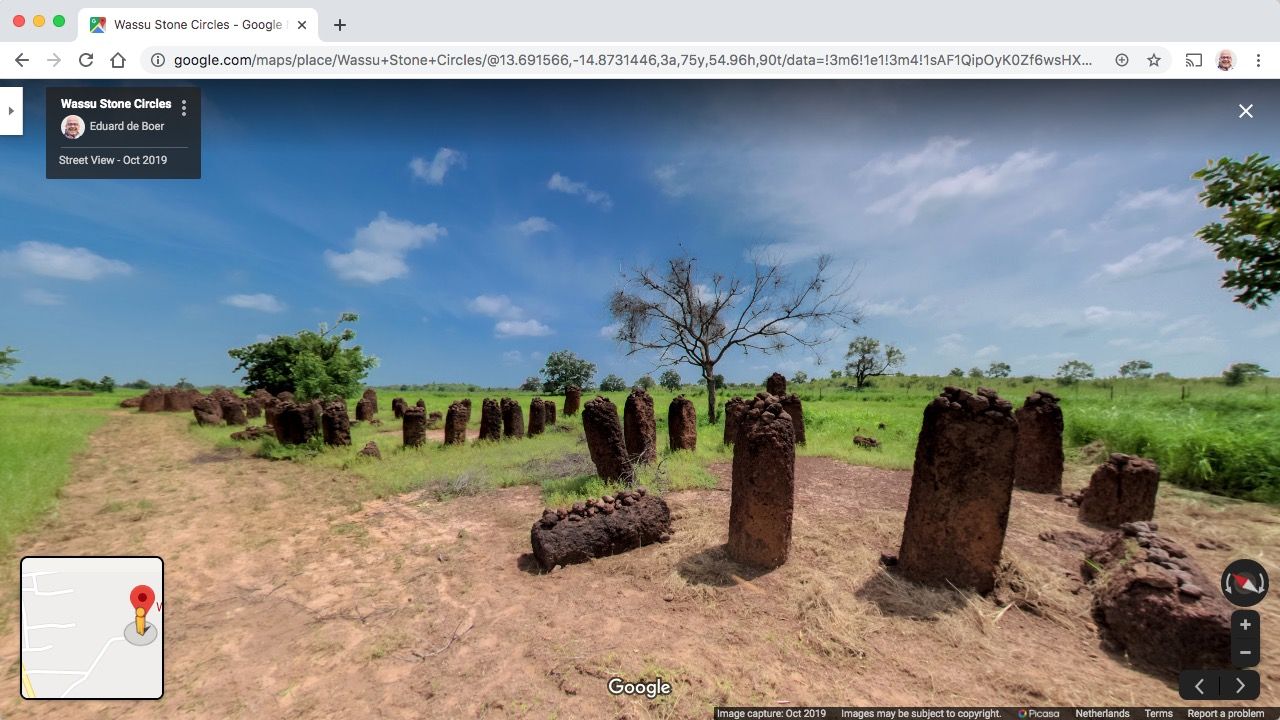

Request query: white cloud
[
  {"left": 495, "top": 319, "right": 553, "bottom": 338},
  {"left": 867, "top": 150, "right": 1055, "bottom": 224},
  {"left": 1107, "top": 334, "right": 1224, "bottom": 356},
  {"left": 409, "top": 148, "right": 466, "bottom": 185},
  {"left": 1010, "top": 305, "right": 1162, "bottom": 334},
  {"left": 22, "top": 288, "right": 65, "bottom": 306},
  {"left": 1160, "top": 314, "right": 1209, "bottom": 337},
  {"left": 1112, "top": 186, "right": 1198, "bottom": 213},
  {"left": 469, "top": 293, "right": 553, "bottom": 338},
  {"left": 515, "top": 216, "right": 556, "bottom": 235},
  {"left": 974, "top": 344, "right": 1000, "bottom": 360},
  {"left": 935, "top": 333, "right": 966, "bottom": 356},
  {"left": 860, "top": 297, "right": 937, "bottom": 318},
  {"left": 653, "top": 164, "right": 691, "bottom": 198},
  {"left": 548, "top": 172, "right": 613, "bottom": 210},
  {"left": 324, "top": 212, "right": 446, "bottom": 283},
  {"left": 221, "top": 293, "right": 286, "bottom": 313},
  {"left": 1090, "top": 237, "right": 1207, "bottom": 282},
  {"left": 860, "top": 136, "right": 971, "bottom": 176},
  {"left": 502, "top": 350, "right": 524, "bottom": 364},
  {"left": 599, "top": 322, "right": 621, "bottom": 338},
  {"left": 467, "top": 294, "right": 523, "bottom": 319},
  {"left": 0, "top": 241, "right": 131, "bottom": 280}
]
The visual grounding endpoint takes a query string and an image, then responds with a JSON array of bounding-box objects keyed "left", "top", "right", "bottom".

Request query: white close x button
[
  {"left": 1239, "top": 103, "right": 1254, "bottom": 119},
  {"left": 0, "top": 87, "right": 22, "bottom": 136}
]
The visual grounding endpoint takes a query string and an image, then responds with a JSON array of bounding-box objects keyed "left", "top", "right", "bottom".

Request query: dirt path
[{"left": 4, "top": 413, "right": 1279, "bottom": 718}]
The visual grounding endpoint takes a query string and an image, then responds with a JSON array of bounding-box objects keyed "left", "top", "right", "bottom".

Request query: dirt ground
[{"left": 4, "top": 412, "right": 1278, "bottom": 718}]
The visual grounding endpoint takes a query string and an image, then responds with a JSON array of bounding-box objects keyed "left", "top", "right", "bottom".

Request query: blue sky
[{"left": 1, "top": 80, "right": 1277, "bottom": 386}]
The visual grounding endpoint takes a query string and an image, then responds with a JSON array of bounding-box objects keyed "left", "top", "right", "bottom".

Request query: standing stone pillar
[
  {"left": 501, "top": 398, "right": 525, "bottom": 438},
  {"left": 545, "top": 400, "right": 557, "bottom": 426},
  {"left": 564, "top": 385, "right": 582, "bottom": 416},
  {"left": 1078, "top": 454, "right": 1161, "bottom": 527},
  {"left": 780, "top": 394, "right": 805, "bottom": 445},
  {"left": 321, "top": 400, "right": 352, "bottom": 446},
  {"left": 361, "top": 388, "right": 379, "bottom": 415},
  {"left": 765, "top": 372, "right": 787, "bottom": 396},
  {"left": 444, "top": 399, "right": 471, "bottom": 445},
  {"left": 582, "top": 396, "right": 630, "bottom": 482},
  {"left": 723, "top": 397, "right": 747, "bottom": 446},
  {"left": 668, "top": 395, "right": 697, "bottom": 451},
  {"left": 355, "top": 397, "right": 375, "bottom": 422},
  {"left": 528, "top": 398, "right": 547, "bottom": 437},
  {"left": 897, "top": 386, "right": 1018, "bottom": 594},
  {"left": 392, "top": 397, "right": 406, "bottom": 419},
  {"left": 623, "top": 389, "right": 657, "bottom": 463},
  {"left": 274, "top": 401, "right": 320, "bottom": 446},
  {"left": 402, "top": 406, "right": 427, "bottom": 447},
  {"left": 479, "top": 398, "right": 503, "bottom": 441},
  {"left": 1013, "top": 390, "right": 1064, "bottom": 494},
  {"left": 727, "top": 394, "right": 796, "bottom": 569}
]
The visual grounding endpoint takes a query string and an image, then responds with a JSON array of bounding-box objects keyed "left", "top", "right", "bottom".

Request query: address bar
[{"left": 140, "top": 45, "right": 1173, "bottom": 78}]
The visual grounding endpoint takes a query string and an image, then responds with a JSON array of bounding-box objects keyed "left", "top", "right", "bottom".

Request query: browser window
[{"left": 3, "top": 1, "right": 1278, "bottom": 717}]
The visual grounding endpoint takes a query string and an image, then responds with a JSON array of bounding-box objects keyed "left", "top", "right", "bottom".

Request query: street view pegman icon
[{"left": 125, "top": 583, "right": 159, "bottom": 645}]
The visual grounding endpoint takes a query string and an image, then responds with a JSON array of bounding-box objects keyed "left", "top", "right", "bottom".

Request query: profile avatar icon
[
  {"left": 1218, "top": 50, "right": 1235, "bottom": 72},
  {"left": 61, "top": 115, "right": 85, "bottom": 140}
]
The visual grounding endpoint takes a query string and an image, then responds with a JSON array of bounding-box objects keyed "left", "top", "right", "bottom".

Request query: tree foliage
[
  {"left": 986, "top": 362, "right": 1011, "bottom": 378},
  {"left": 658, "top": 369, "right": 683, "bottom": 390},
  {"left": 635, "top": 375, "right": 656, "bottom": 390},
  {"left": 968, "top": 367, "right": 984, "bottom": 379},
  {"left": 539, "top": 350, "right": 596, "bottom": 394},
  {"left": 844, "top": 336, "right": 905, "bottom": 389},
  {"left": 1055, "top": 359, "right": 1095, "bottom": 385},
  {"left": 791, "top": 370, "right": 808, "bottom": 385},
  {"left": 1223, "top": 362, "right": 1269, "bottom": 386},
  {"left": 0, "top": 346, "right": 18, "bottom": 379},
  {"left": 1194, "top": 153, "right": 1280, "bottom": 308},
  {"left": 609, "top": 253, "right": 857, "bottom": 422},
  {"left": 1119, "top": 359, "right": 1154, "bottom": 379},
  {"left": 947, "top": 367, "right": 964, "bottom": 378},
  {"left": 599, "top": 374, "right": 627, "bottom": 392},
  {"left": 519, "top": 376, "right": 542, "bottom": 392},
  {"left": 227, "top": 313, "right": 377, "bottom": 400}
]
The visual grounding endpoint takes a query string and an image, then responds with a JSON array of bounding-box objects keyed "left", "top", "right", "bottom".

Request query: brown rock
[
  {"left": 479, "top": 398, "right": 503, "bottom": 441},
  {"left": 402, "top": 406, "right": 427, "bottom": 448},
  {"left": 668, "top": 395, "right": 697, "bottom": 451},
  {"left": 623, "top": 389, "right": 657, "bottom": 463},
  {"left": 230, "top": 425, "right": 272, "bottom": 442},
  {"left": 528, "top": 398, "right": 547, "bottom": 437},
  {"left": 119, "top": 396, "right": 143, "bottom": 409},
  {"left": 1013, "top": 390, "right": 1064, "bottom": 494},
  {"left": 425, "top": 411, "right": 443, "bottom": 430},
  {"left": 501, "top": 398, "right": 525, "bottom": 438},
  {"left": 444, "top": 399, "right": 471, "bottom": 445},
  {"left": 853, "top": 435, "right": 880, "bottom": 448},
  {"left": 897, "top": 386, "right": 1018, "bottom": 594},
  {"left": 355, "top": 397, "right": 376, "bottom": 423},
  {"left": 274, "top": 401, "right": 319, "bottom": 445},
  {"left": 244, "top": 397, "right": 262, "bottom": 419},
  {"left": 361, "top": 388, "right": 379, "bottom": 415},
  {"left": 780, "top": 393, "right": 805, "bottom": 445},
  {"left": 728, "top": 393, "right": 796, "bottom": 569},
  {"left": 163, "top": 387, "right": 199, "bottom": 412},
  {"left": 262, "top": 398, "right": 280, "bottom": 427},
  {"left": 723, "top": 397, "right": 747, "bottom": 446},
  {"left": 765, "top": 372, "right": 787, "bottom": 396},
  {"left": 391, "top": 397, "right": 406, "bottom": 420},
  {"left": 1078, "top": 454, "right": 1161, "bottom": 528},
  {"left": 358, "top": 441, "right": 382, "bottom": 459},
  {"left": 544, "top": 400, "right": 557, "bottom": 426},
  {"left": 191, "top": 395, "right": 223, "bottom": 426},
  {"left": 530, "top": 491, "right": 672, "bottom": 569},
  {"left": 219, "top": 394, "right": 247, "bottom": 426},
  {"left": 321, "top": 399, "right": 352, "bottom": 447},
  {"left": 564, "top": 385, "right": 582, "bottom": 416},
  {"left": 276, "top": 390, "right": 295, "bottom": 403},
  {"left": 138, "top": 388, "right": 165, "bottom": 413},
  {"left": 415, "top": 399, "right": 425, "bottom": 409},
  {"left": 582, "top": 396, "right": 630, "bottom": 482},
  {"left": 1084, "top": 529, "right": 1231, "bottom": 673}
]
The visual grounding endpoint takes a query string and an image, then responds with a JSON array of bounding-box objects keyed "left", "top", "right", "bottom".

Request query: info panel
[{"left": 45, "top": 87, "right": 201, "bottom": 179}]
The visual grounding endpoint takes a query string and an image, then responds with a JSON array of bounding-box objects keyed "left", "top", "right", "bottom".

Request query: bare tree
[{"left": 609, "top": 254, "right": 858, "bottom": 422}]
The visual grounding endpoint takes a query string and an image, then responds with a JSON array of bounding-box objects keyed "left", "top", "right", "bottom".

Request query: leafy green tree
[
  {"left": 791, "top": 370, "right": 808, "bottom": 384},
  {"left": 713, "top": 373, "right": 726, "bottom": 390},
  {"left": 830, "top": 368, "right": 842, "bottom": 380},
  {"left": 1223, "top": 362, "right": 1269, "bottom": 386},
  {"left": 0, "top": 346, "right": 19, "bottom": 379},
  {"left": 658, "top": 369, "right": 683, "bottom": 390},
  {"left": 228, "top": 313, "right": 377, "bottom": 400},
  {"left": 123, "top": 379, "right": 152, "bottom": 389},
  {"left": 540, "top": 350, "right": 596, "bottom": 394},
  {"left": 968, "top": 367, "right": 984, "bottom": 379},
  {"left": 609, "top": 254, "right": 856, "bottom": 423},
  {"left": 98, "top": 376, "right": 116, "bottom": 393},
  {"left": 1055, "top": 360, "right": 1095, "bottom": 386},
  {"left": 599, "top": 374, "right": 627, "bottom": 392},
  {"left": 519, "top": 376, "right": 542, "bottom": 392},
  {"left": 174, "top": 377, "right": 195, "bottom": 390},
  {"left": 1119, "top": 359, "right": 1154, "bottom": 379},
  {"left": 986, "top": 362, "right": 1011, "bottom": 378},
  {"left": 947, "top": 368, "right": 964, "bottom": 378},
  {"left": 844, "top": 336, "right": 906, "bottom": 389},
  {"left": 1194, "top": 154, "right": 1280, "bottom": 308},
  {"left": 635, "top": 375, "right": 656, "bottom": 390},
  {"left": 28, "top": 376, "right": 63, "bottom": 388}
]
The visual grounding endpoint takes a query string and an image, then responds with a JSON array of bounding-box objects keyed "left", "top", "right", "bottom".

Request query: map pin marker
[{"left": 130, "top": 584, "right": 155, "bottom": 636}]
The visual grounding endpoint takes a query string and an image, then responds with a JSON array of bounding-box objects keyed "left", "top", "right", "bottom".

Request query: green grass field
[
  {"left": 0, "top": 393, "right": 119, "bottom": 554},
  {"left": 193, "top": 374, "right": 1280, "bottom": 507}
]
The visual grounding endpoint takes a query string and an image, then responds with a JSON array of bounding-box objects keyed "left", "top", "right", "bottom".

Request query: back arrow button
[{"left": 15, "top": 53, "right": 29, "bottom": 68}]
